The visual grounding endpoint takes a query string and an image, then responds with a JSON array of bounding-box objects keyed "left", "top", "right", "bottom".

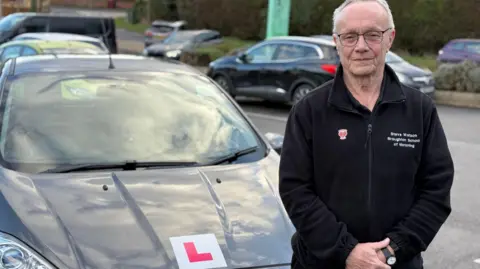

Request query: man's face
[{"left": 333, "top": 1, "right": 395, "bottom": 77}]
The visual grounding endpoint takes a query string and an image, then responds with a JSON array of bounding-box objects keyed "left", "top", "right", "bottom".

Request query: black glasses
[{"left": 336, "top": 28, "right": 391, "bottom": 47}]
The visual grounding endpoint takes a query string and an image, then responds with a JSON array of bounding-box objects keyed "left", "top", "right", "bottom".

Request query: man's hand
[
  {"left": 346, "top": 238, "right": 391, "bottom": 269},
  {"left": 376, "top": 239, "right": 395, "bottom": 263}
]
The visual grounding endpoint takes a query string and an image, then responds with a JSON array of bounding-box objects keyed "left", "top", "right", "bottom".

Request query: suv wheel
[{"left": 292, "top": 83, "right": 313, "bottom": 104}]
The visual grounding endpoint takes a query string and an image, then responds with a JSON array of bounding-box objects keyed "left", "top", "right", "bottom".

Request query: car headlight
[
  {"left": 142, "top": 49, "right": 148, "bottom": 55},
  {"left": 396, "top": 72, "right": 412, "bottom": 84},
  {"left": 165, "top": 50, "right": 181, "bottom": 58},
  {"left": 0, "top": 232, "right": 53, "bottom": 269}
]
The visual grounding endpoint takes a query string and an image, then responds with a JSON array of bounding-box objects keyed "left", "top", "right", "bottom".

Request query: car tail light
[
  {"left": 145, "top": 30, "right": 153, "bottom": 37},
  {"left": 321, "top": 64, "right": 337, "bottom": 75}
]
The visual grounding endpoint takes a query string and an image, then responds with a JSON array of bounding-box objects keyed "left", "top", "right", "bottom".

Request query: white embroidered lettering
[{"left": 387, "top": 132, "right": 421, "bottom": 148}]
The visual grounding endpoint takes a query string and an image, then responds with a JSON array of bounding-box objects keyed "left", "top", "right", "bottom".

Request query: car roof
[
  {"left": 0, "top": 40, "right": 101, "bottom": 51},
  {"left": 152, "top": 20, "right": 187, "bottom": 27},
  {"left": 14, "top": 12, "right": 111, "bottom": 20},
  {"left": 174, "top": 29, "right": 216, "bottom": 35},
  {"left": 449, "top": 38, "right": 480, "bottom": 43},
  {"left": 14, "top": 32, "right": 102, "bottom": 42},
  {"left": 266, "top": 35, "right": 335, "bottom": 46},
  {"left": 6, "top": 54, "right": 204, "bottom": 77}
]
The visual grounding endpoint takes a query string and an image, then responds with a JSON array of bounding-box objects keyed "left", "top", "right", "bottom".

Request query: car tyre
[
  {"left": 214, "top": 75, "right": 235, "bottom": 98},
  {"left": 291, "top": 83, "right": 314, "bottom": 105}
]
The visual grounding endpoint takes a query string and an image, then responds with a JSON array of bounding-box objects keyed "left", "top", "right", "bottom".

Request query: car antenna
[{"left": 101, "top": 18, "right": 115, "bottom": 69}]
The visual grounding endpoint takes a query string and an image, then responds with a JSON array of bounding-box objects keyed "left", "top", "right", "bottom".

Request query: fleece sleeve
[
  {"left": 386, "top": 102, "right": 454, "bottom": 262},
  {"left": 279, "top": 102, "right": 358, "bottom": 266}
]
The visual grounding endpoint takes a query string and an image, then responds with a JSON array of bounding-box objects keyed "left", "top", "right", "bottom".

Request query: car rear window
[
  {"left": 151, "top": 25, "right": 174, "bottom": 33},
  {"left": 320, "top": 45, "right": 340, "bottom": 61}
]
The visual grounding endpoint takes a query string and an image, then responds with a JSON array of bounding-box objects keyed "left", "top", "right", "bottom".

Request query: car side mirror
[
  {"left": 265, "top": 132, "right": 284, "bottom": 154},
  {"left": 238, "top": 52, "right": 250, "bottom": 63}
]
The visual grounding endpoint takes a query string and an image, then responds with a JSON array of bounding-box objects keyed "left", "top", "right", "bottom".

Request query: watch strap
[
  {"left": 389, "top": 240, "right": 399, "bottom": 252},
  {"left": 381, "top": 247, "right": 392, "bottom": 259}
]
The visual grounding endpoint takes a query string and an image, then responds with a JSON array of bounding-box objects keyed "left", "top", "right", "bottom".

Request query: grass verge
[
  {"left": 115, "top": 18, "right": 149, "bottom": 34},
  {"left": 396, "top": 51, "right": 438, "bottom": 71},
  {"left": 194, "top": 38, "right": 256, "bottom": 61}
]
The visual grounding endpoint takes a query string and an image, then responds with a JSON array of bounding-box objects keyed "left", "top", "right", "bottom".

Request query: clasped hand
[{"left": 346, "top": 238, "right": 391, "bottom": 269}]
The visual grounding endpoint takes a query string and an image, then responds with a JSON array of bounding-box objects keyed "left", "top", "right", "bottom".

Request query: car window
[
  {"left": 465, "top": 43, "right": 480, "bottom": 54},
  {"left": 49, "top": 18, "right": 105, "bottom": 36},
  {"left": 0, "top": 13, "right": 30, "bottom": 32},
  {"left": 275, "top": 44, "right": 319, "bottom": 60},
  {"left": 247, "top": 44, "right": 279, "bottom": 63},
  {"left": 449, "top": 42, "right": 464, "bottom": 50},
  {"left": 151, "top": 25, "right": 174, "bottom": 33},
  {"left": 0, "top": 72, "right": 262, "bottom": 173},
  {"left": 20, "top": 17, "right": 48, "bottom": 33},
  {"left": 21, "top": 46, "right": 37, "bottom": 56},
  {"left": 1, "top": 46, "right": 22, "bottom": 62}
]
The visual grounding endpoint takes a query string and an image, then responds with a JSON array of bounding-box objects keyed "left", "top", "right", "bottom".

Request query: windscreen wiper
[
  {"left": 41, "top": 160, "right": 198, "bottom": 173},
  {"left": 205, "top": 146, "right": 259, "bottom": 165}
]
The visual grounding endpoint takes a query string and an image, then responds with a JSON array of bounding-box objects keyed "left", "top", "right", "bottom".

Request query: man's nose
[{"left": 355, "top": 35, "right": 369, "bottom": 51}]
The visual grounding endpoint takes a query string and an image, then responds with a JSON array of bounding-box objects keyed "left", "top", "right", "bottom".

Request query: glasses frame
[{"left": 335, "top": 28, "right": 392, "bottom": 47}]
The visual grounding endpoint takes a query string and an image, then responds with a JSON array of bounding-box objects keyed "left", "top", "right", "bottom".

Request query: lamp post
[{"left": 265, "top": 0, "right": 291, "bottom": 39}]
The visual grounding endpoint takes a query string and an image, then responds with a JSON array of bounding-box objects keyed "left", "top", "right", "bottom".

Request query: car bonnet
[{"left": 0, "top": 152, "right": 294, "bottom": 269}]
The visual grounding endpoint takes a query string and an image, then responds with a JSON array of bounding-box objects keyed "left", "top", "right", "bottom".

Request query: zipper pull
[{"left": 365, "top": 124, "right": 373, "bottom": 148}]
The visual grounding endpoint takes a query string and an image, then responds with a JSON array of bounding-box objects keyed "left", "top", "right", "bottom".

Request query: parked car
[
  {"left": 12, "top": 32, "right": 109, "bottom": 52},
  {"left": 207, "top": 36, "right": 340, "bottom": 104},
  {"left": 437, "top": 38, "right": 480, "bottom": 65},
  {"left": 0, "top": 53, "right": 293, "bottom": 269},
  {"left": 143, "top": 29, "right": 223, "bottom": 60},
  {"left": 0, "top": 13, "right": 117, "bottom": 53},
  {"left": 144, "top": 20, "right": 187, "bottom": 48},
  {"left": 311, "top": 35, "right": 435, "bottom": 96},
  {"left": 0, "top": 40, "right": 107, "bottom": 64}
]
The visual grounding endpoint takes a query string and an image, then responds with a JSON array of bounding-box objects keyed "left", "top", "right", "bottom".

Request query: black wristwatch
[{"left": 381, "top": 247, "right": 396, "bottom": 265}]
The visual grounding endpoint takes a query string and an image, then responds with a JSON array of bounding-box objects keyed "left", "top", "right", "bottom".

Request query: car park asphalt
[{"left": 239, "top": 98, "right": 480, "bottom": 269}]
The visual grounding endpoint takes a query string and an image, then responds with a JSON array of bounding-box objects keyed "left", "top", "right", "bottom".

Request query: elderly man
[{"left": 279, "top": 0, "right": 454, "bottom": 269}]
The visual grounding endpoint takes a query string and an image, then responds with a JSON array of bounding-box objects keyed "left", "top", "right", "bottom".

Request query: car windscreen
[
  {"left": 0, "top": 72, "right": 261, "bottom": 173},
  {"left": 0, "top": 14, "right": 30, "bottom": 32}
]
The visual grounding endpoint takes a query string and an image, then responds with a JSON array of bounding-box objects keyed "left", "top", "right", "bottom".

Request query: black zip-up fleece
[{"left": 279, "top": 64, "right": 454, "bottom": 269}]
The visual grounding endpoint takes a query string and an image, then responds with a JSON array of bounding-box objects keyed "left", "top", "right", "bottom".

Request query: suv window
[
  {"left": 276, "top": 44, "right": 321, "bottom": 60},
  {"left": 20, "top": 17, "right": 48, "bottom": 33},
  {"left": 247, "top": 43, "right": 279, "bottom": 63},
  {"left": 320, "top": 44, "right": 339, "bottom": 60},
  {"left": 49, "top": 17, "right": 105, "bottom": 36}
]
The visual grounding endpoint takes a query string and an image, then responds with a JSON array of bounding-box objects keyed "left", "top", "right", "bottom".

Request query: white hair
[{"left": 332, "top": 0, "right": 395, "bottom": 33}]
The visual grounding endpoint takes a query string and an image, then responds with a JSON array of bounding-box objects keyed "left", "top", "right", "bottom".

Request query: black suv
[
  {"left": 207, "top": 36, "right": 339, "bottom": 105},
  {"left": 0, "top": 13, "right": 117, "bottom": 53}
]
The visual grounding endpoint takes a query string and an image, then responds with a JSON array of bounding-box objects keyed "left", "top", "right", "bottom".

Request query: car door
[
  {"left": 0, "top": 45, "right": 23, "bottom": 64},
  {"left": 446, "top": 41, "right": 469, "bottom": 63},
  {"left": 232, "top": 42, "right": 280, "bottom": 98},
  {"left": 258, "top": 43, "right": 310, "bottom": 100}
]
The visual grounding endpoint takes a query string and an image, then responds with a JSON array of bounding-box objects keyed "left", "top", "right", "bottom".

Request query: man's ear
[{"left": 388, "top": 29, "right": 396, "bottom": 48}]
